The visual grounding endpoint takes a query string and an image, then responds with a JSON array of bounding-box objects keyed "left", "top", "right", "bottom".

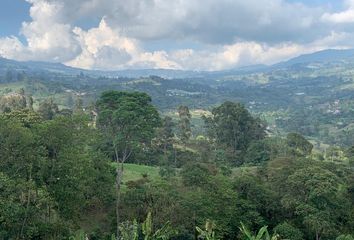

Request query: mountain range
[{"left": 1, "top": 48, "right": 354, "bottom": 78}]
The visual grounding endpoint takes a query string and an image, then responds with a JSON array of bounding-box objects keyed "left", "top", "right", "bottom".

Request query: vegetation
[{"left": 1, "top": 85, "right": 354, "bottom": 239}]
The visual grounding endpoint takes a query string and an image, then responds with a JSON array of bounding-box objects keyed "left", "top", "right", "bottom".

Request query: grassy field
[{"left": 116, "top": 163, "right": 160, "bottom": 183}]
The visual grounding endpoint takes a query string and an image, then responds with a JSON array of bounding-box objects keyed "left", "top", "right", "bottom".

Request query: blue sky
[
  {"left": 0, "top": 0, "right": 30, "bottom": 37},
  {"left": 0, "top": 0, "right": 353, "bottom": 70}
]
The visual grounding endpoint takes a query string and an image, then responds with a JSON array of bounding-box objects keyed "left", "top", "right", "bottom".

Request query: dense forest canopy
[{"left": 0, "top": 88, "right": 353, "bottom": 240}]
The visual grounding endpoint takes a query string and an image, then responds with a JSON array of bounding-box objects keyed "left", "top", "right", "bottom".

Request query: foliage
[
  {"left": 196, "top": 220, "right": 219, "bottom": 240},
  {"left": 337, "top": 235, "right": 354, "bottom": 240},
  {"left": 273, "top": 222, "right": 303, "bottom": 240},
  {"left": 117, "top": 212, "right": 177, "bottom": 240},
  {"left": 38, "top": 98, "right": 59, "bottom": 120},
  {"left": 97, "top": 91, "right": 161, "bottom": 162},
  {"left": 203, "top": 101, "right": 266, "bottom": 165},
  {"left": 177, "top": 105, "right": 192, "bottom": 145},
  {"left": 286, "top": 133, "right": 313, "bottom": 156},
  {"left": 0, "top": 89, "right": 354, "bottom": 239},
  {"left": 239, "top": 223, "right": 279, "bottom": 240}
]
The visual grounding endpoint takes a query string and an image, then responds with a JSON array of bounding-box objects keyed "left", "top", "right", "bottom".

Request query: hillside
[{"left": 2, "top": 49, "right": 354, "bottom": 147}]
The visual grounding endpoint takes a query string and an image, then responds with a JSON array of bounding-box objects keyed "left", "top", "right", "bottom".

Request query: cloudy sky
[{"left": 0, "top": 0, "right": 354, "bottom": 70}]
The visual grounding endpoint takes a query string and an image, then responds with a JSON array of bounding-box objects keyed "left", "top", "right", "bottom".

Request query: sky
[{"left": 0, "top": 0, "right": 354, "bottom": 71}]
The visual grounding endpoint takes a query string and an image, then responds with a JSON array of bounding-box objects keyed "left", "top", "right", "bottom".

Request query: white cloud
[
  {"left": 67, "top": 19, "right": 181, "bottom": 70},
  {"left": 0, "top": 0, "right": 80, "bottom": 62},
  {"left": 0, "top": 37, "right": 26, "bottom": 60},
  {"left": 322, "top": 0, "right": 354, "bottom": 23},
  {"left": 1, "top": 0, "right": 354, "bottom": 70},
  {"left": 322, "top": 10, "right": 354, "bottom": 23}
]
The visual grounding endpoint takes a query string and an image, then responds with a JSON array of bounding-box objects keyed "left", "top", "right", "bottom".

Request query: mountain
[
  {"left": 2, "top": 49, "right": 354, "bottom": 146},
  {"left": 1, "top": 48, "right": 354, "bottom": 79},
  {"left": 274, "top": 49, "right": 354, "bottom": 68},
  {"left": 0, "top": 57, "right": 82, "bottom": 75}
]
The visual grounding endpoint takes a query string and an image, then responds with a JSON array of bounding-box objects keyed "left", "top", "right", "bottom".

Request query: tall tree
[
  {"left": 96, "top": 91, "right": 160, "bottom": 239},
  {"left": 27, "top": 95, "right": 34, "bottom": 111},
  {"left": 282, "top": 165, "right": 350, "bottom": 240},
  {"left": 203, "top": 101, "right": 265, "bottom": 165},
  {"left": 177, "top": 105, "right": 191, "bottom": 146},
  {"left": 38, "top": 98, "right": 59, "bottom": 120},
  {"left": 74, "top": 96, "right": 84, "bottom": 114},
  {"left": 158, "top": 116, "right": 175, "bottom": 159}
]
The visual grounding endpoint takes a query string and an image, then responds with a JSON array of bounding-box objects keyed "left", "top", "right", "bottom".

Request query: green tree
[
  {"left": 281, "top": 165, "right": 349, "bottom": 240},
  {"left": 0, "top": 90, "right": 27, "bottom": 113},
  {"left": 159, "top": 116, "right": 175, "bottom": 157},
  {"left": 273, "top": 222, "right": 303, "bottom": 240},
  {"left": 0, "top": 119, "right": 68, "bottom": 239},
  {"left": 35, "top": 115, "right": 114, "bottom": 221},
  {"left": 74, "top": 96, "right": 84, "bottom": 114},
  {"left": 286, "top": 133, "right": 313, "bottom": 156},
  {"left": 27, "top": 95, "right": 34, "bottom": 110},
  {"left": 337, "top": 235, "right": 354, "bottom": 240},
  {"left": 2, "top": 109, "right": 42, "bottom": 127},
  {"left": 96, "top": 91, "right": 160, "bottom": 239},
  {"left": 177, "top": 105, "right": 192, "bottom": 146},
  {"left": 203, "top": 102, "right": 265, "bottom": 165},
  {"left": 38, "top": 98, "right": 59, "bottom": 120}
]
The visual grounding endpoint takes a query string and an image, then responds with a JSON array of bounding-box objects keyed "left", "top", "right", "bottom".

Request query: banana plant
[
  {"left": 69, "top": 230, "right": 87, "bottom": 240},
  {"left": 142, "top": 212, "right": 177, "bottom": 240},
  {"left": 117, "top": 212, "right": 177, "bottom": 240},
  {"left": 119, "top": 219, "right": 139, "bottom": 240},
  {"left": 239, "top": 223, "right": 280, "bottom": 240},
  {"left": 196, "top": 220, "right": 219, "bottom": 240}
]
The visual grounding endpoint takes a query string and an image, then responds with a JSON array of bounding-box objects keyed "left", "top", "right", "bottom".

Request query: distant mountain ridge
[
  {"left": 274, "top": 49, "right": 354, "bottom": 68},
  {"left": 1, "top": 48, "right": 354, "bottom": 78}
]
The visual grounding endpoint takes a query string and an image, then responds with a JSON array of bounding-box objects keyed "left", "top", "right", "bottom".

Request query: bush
[{"left": 274, "top": 222, "right": 303, "bottom": 240}]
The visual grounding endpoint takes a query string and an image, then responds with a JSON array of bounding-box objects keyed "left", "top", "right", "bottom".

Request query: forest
[{"left": 0, "top": 88, "right": 353, "bottom": 240}]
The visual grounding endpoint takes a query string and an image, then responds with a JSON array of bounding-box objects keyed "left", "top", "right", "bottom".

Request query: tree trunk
[
  {"left": 20, "top": 164, "right": 32, "bottom": 239},
  {"left": 115, "top": 147, "right": 129, "bottom": 240},
  {"left": 114, "top": 147, "right": 122, "bottom": 240},
  {"left": 116, "top": 162, "right": 122, "bottom": 240}
]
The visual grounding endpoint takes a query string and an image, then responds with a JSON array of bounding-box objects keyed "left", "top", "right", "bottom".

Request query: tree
[
  {"left": 273, "top": 222, "right": 303, "bottom": 240},
  {"left": 203, "top": 102, "right": 265, "bottom": 165},
  {"left": 74, "top": 96, "right": 84, "bottom": 114},
  {"left": 2, "top": 109, "right": 42, "bottom": 127},
  {"left": 286, "top": 133, "right": 313, "bottom": 156},
  {"left": 0, "top": 90, "right": 27, "bottom": 113},
  {"left": 0, "top": 119, "right": 65, "bottom": 239},
  {"left": 281, "top": 165, "right": 349, "bottom": 240},
  {"left": 38, "top": 98, "right": 59, "bottom": 120},
  {"left": 35, "top": 115, "right": 114, "bottom": 221},
  {"left": 156, "top": 116, "right": 176, "bottom": 177},
  {"left": 156, "top": 116, "right": 175, "bottom": 159},
  {"left": 96, "top": 91, "right": 160, "bottom": 239},
  {"left": 337, "top": 235, "right": 354, "bottom": 240},
  {"left": 244, "top": 140, "right": 271, "bottom": 165},
  {"left": 177, "top": 105, "right": 191, "bottom": 146},
  {"left": 27, "top": 95, "right": 34, "bottom": 111}
]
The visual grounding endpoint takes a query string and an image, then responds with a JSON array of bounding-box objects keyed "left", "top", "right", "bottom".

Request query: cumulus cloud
[
  {"left": 0, "top": 0, "right": 81, "bottom": 62},
  {"left": 67, "top": 19, "right": 180, "bottom": 70},
  {"left": 25, "top": 0, "right": 327, "bottom": 44},
  {"left": 322, "top": 0, "right": 354, "bottom": 23},
  {"left": 1, "top": 0, "right": 354, "bottom": 70}
]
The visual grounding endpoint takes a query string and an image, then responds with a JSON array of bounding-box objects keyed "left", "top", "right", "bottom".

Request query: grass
[{"left": 117, "top": 163, "right": 160, "bottom": 183}]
